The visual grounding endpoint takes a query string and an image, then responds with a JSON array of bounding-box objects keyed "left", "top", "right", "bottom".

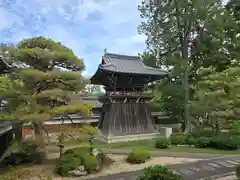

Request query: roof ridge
[{"left": 105, "top": 53, "right": 140, "bottom": 60}]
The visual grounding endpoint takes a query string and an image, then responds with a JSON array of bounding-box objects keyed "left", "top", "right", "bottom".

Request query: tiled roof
[{"left": 99, "top": 53, "right": 168, "bottom": 76}]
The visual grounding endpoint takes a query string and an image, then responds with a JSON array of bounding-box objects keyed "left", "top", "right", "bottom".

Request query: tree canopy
[
  {"left": 0, "top": 36, "right": 93, "bottom": 138},
  {"left": 139, "top": 0, "right": 240, "bottom": 131}
]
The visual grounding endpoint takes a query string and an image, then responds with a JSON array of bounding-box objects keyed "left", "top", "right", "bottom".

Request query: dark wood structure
[
  {"left": 0, "top": 56, "right": 14, "bottom": 159},
  {"left": 91, "top": 53, "right": 168, "bottom": 141},
  {"left": 0, "top": 122, "right": 13, "bottom": 158}
]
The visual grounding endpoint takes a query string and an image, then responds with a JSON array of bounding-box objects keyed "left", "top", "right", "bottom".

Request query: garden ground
[
  {"left": 2, "top": 151, "right": 239, "bottom": 180},
  {"left": 46, "top": 138, "right": 240, "bottom": 155}
]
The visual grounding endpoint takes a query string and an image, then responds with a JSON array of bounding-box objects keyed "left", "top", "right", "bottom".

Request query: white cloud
[{"left": 0, "top": 0, "right": 145, "bottom": 76}]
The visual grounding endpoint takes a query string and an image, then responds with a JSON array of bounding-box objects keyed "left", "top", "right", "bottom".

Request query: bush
[
  {"left": 170, "top": 134, "right": 187, "bottom": 145},
  {"left": 191, "top": 129, "right": 215, "bottom": 138},
  {"left": 126, "top": 149, "right": 151, "bottom": 164},
  {"left": 236, "top": 164, "right": 240, "bottom": 178},
  {"left": 155, "top": 137, "right": 170, "bottom": 149},
  {"left": 56, "top": 153, "right": 82, "bottom": 176},
  {"left": 137, "top": 165, "right": 184, "bottom": 180},
  {"left": 56, "top": 147, "right": 90, "bottom": 176},
  {"left": 211, "top": 136, "right": 239, "bottom": 150},
  {"left": 194, "top": 137, "right": 211, "bottom": 148},
  {"left": 56, "top": 147, "right": 107, "bottom": 176},
  {"left": 3, "top": 139, "right": 46, "bottom": 166},
  {"left": 82, "top": 155, "right": 99, "bottom": 173},
  {"left": 186, "top": 136, "right": 197, "bottom": 146}
]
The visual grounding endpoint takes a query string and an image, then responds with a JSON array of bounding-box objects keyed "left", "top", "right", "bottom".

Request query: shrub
[
  {"left": 186, "top": 136, "right": 197, "bottom": 146},
  {"left": 211, "top": 136, "right": 239, "bottom": 150},
  {"left": 137, "top": 165, "right": 184, "bottom": 180},
  {"left": 82, "top": 155, "right": 99, "bottom": 173},
  {"left": 236, "top": 164, "right": 240, "bottom": 178},
  {"left": 57, "top": 147, "right": 107, "bottom": 176},
  {"left": 191, "top": 129, "right": 215, "bottom": 138},
  {"left": 56, "top": 153, "right": 82, "bottom": 176},
  {"left": 64, "top": 149, "right": 75, "bottom": 155},
  {"left": 155, "top": 137, "right": 170, "bottom": 149},
  {"left": 126, "top": 149, "right": 151, "bottom": 164},
  {"left": 3, "top": 139, "right": 46, "bottom": 165},
  {"left": 194, "top": 137, "right": 211, "bottom": 148},
  {"left": 170, "top": 134, "right": 187, "bottom": 145}
]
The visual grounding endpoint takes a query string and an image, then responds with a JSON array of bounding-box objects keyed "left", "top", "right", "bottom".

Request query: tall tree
[
  {"left": 138, "top": 0, "right": 233, "bottom": 131},
  {"left": 1, "top": 36, "right": 93, "bottom": 141},
  {"left": 190, "top": 66, "right": 240, "bottom": 129}
]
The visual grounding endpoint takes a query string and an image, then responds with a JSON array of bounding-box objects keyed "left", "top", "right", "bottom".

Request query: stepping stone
[
  {"left": 178, "top": 168, "right": 196, "bottom": 175},
  {"left": 208, "top": 162, "right": 223, "bottom": 168},
  {"left": 225, "top": 160, "right": 239, "bottom": 165},
  {"left": 215, "top": 161, "right": 235, "bottom": 168}
]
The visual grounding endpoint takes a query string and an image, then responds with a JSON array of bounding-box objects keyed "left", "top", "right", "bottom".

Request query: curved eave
[
  {"left": 90, "top": 67, "right": 104, "bottom": 85},
  {"left": 90, "top": 66, "right": 169, "bottom": 85}
]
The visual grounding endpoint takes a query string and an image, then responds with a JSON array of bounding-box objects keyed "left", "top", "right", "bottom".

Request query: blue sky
[{"left": 0, "top": 0, "right": 145, "bottom": 76}]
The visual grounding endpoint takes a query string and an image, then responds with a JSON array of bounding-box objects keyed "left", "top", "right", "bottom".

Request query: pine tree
[
  {"left": 1, "top": 36, "right": 93, "bottom": 141},
  {"left": 190, "top": 67, "right": 240, "bottom": 129}
]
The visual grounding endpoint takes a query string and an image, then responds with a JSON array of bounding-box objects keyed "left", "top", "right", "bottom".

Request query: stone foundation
[{"left": 98, "top": 132, "right": 160, "bottom": 143}]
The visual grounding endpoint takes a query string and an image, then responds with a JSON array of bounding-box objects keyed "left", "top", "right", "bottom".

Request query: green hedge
[
  {"left": 155, "top": 137, "right": 170, "bottom": 149},
  {"left": 56, "top": 147, "right": 102, "bottom": 176},
  {"left": 194, "top": 137, "right": 211, "bottom": 148},
  {"left": 127, "top": 149, "right": 151, "bottom": 164},
  {"left": 137, "top": 165, "right": 184, "bottom": 180},
  {"left": 82, "top": 155, "right": 99, "bottom": 173},
  {"left": 56, "top": 153, "right": 82, "bottom": 176},
  {"left": 170, "top": 134, "right": 187, "bottom": 145},
  {"left": 170, "top": 130, "right": 239, "bottom": 150}
]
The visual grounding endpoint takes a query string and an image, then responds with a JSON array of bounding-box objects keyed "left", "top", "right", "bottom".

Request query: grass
[{"left": 46, "top": 138, "right": 240, "bottom": 155}]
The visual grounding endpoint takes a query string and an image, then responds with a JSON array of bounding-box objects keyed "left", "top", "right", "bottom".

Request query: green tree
[
  {"left": 139, "top": 52, "right": 158, "bottom": 68},
  {"left": 190, "top": 67, "right": 240, "bottom": 130},
  {"left": 138, "top": 0, "right": 235, "bottom": 131},
  {"left": 2, "top": 36, "right": 93, "bottom": 141}
]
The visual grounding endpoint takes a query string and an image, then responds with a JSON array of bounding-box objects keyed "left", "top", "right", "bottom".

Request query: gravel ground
[{"left": 12, "top": 154, "right": 201, "bottom": 180}]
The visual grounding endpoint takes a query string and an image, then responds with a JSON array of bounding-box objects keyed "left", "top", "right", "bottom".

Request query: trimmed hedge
[
  {"left": 211, "top": 136, "right": 239, "bottom": 150},
  {"left": 56, "top": 153, "right": 82, "bottom": 176},
  {"left": 56, "top": 147, "right": 102, "bottom": 176},
  {"left": 170, "top": 133, "right": 187, "bottom": 145},
  {"left": 194, "top": 137, "right": 211, "bottom": 148},
  {"left": 127, "top": 149, "right": 151, "bottom": 164},
  {"left": 170, "top": 129, "right": 239, "bottom": 150},
  {"left": 137, "top": 165, "right": 184, "bottom": 180},
  {"left": 82, "top": 155, "right": 99, "bottom": 173},
  {"left": 155, "top": 137, "right": 170, "bottom": 149}
]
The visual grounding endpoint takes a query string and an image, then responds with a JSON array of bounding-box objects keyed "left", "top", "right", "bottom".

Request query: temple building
[{"left": 91, "top": 53, "right": 168, "bottom": 143}]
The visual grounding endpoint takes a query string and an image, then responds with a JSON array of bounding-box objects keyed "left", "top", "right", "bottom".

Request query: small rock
[
  {"left": 68, "top": 165, "right": 87, "bottom": 177},
  {"left": 92, "top": 148, "right": 100, "bottom": 157}
]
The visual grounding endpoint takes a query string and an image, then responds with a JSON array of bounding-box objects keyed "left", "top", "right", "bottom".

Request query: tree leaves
[
  {"left": 191, "top": 67, "right": 240, "bottom": 120},
  {"left": 15, "top": 36, "right": 85, "bottom": 71},
  {"left": 0, "top": 36, "right": 92, "bottom": 128}
]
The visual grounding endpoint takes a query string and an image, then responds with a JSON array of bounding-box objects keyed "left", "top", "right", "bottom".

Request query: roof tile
[{"left": 99, "top": 53, "right": 168, "bottom": 76}]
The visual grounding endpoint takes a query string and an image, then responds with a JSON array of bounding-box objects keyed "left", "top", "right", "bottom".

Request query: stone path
[{"left": 85, "top": 155, "right": 240, "bottom": 180}]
